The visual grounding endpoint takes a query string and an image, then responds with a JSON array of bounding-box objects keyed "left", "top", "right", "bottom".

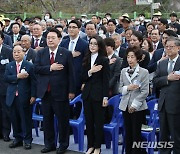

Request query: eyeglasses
[
  {"left": 165, "top": 45, "right": 176, "bottom": 49},
  {"left": 89, "top": 43, "right": 98, "bottom": 46},
  {"left": 68, "top": 26, "right": 78, "bottom": 29}
]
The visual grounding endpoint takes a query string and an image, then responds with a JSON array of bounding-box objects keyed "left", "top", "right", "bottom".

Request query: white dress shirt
[{"left": 68, "top": 36, "right": 79, "bottom": 52}]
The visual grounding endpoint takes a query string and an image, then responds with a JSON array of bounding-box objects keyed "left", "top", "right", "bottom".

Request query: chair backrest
[
  {"left": 69, "top": 94, "right": 84, "bottom": 119},
  {"left": 147, "top": 99, "right": 159, "bottom": 128},
  {"left": 32, "top": 98, "right": 42, "bottom": 114},
  {"left": 146, "top": 95, "right": 156, "bottom": 102},
  {"left": 108, "top": 94, "right": 121, "bottom": 123}
]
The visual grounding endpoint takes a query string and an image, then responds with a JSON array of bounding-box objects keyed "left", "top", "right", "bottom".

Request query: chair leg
[
  {"left": 104, "top": 131, "right": 111, "bottom": 149},
  {"left": 72, "top": 127, "right": 78, "bottom": 144},
  {"left": 112, "top": 130, "right": 118, "bottom": 154},
  {"left": 33, "top": 120, "right": 39, "bottom": 137},
  {"left": 78, "top": 125, "right": 84, "bottom": 151}
]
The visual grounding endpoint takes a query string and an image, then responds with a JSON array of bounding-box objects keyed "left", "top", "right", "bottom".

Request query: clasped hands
[
  {"left": 17, "top": 72, "right": 29, "bottom": 79},
  {"left": 127, "top": 84, "right": 139, "bottom": 91},
  {"left": 50, "top": 62, "right": 64, "bottom": 71}
]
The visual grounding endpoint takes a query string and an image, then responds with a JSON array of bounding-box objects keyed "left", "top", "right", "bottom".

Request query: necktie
[
  {"left": 34, "top": 39, "right": 39, "bottom": 48},
  {"left": 16, "top": 63, "right": 20, "bottom": 96},
  {"left": 168, "top": 60, "right": 174, "bottom": 74},
  {"left": 69, "top": 41, "right": 74, "bottom": 51},
  {"left": 24, "top": 54, "right": 27, "bottom": 60},
  {"left": 153, "top": 44, "right": 156, "bottom": 50},
  {"left": 50, "top": 52, "right": 54, "bottom": 64},
  {"left": 48, "top": 52, "right": 55, "bottom": 92}
]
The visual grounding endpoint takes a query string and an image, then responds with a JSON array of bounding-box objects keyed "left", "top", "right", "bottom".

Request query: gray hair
[{"left": 166, "top": 37, "right": 180, "bottom": 46}]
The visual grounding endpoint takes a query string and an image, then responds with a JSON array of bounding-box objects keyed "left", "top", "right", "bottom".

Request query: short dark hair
[
  {"left": 170, "top": 12, "right": 177, "bottom": 17},
  {"left": 0, "top": 31, "right": 4, "bottom": 40},
  {"left": 84, "top": 21, "right": 96, "bottom": 29},
  {"left": 163, "top": 29, "right": 178, "bottom": 37},
  {"left": 68, "top": 19, "right": 81, "bottom": 29},
  {"left": 107, "top": 19, "right": 117, "bottom": 25},
  {"left": 104, "top": 37, "right": 115, "bottom": 49},
  {"left": 159, "top": 18, "right": 168, "bottom": 27},
  {"left": 15, "top": 17, "right": 23, "bottom": 22},
  {"left": 48, "top": 28, "right": 62, "bottom": 38},
  {"left": 139, "top": 13, "right": 145, "bottom": 17},
  {"left": 55, "top": 24, "right": 63, "bottom": 30},
  {"left": 132, "top": 31, "right": 143, "bottom": 44},
  {"left": 126, "top": 46, "right": 143, "bottom": 62},
  {"left": 11, "top": 22, "right": 21, "bottom": 28},
  {"left": 146, "top": 22, "right": 155, "bottom": 29}
]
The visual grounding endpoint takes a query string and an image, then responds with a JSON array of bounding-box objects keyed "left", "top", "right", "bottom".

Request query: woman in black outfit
[{"left": 81, "top": 35, "right": 110, "bottom": 154}]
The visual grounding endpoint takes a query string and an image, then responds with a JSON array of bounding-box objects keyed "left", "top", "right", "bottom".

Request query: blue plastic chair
[
  {"left": 54, "top": 94, "right": 85, "bottom": 151},
  {"left": 32, "top": 98, "right": 58, "bottom": 146},
  {"left": 141, "top": 99, "right": 159, "bottom": 154},
  {"left": 104, "top": 94, "right": 122, "bottom": 154},
  {"left": 32, "top": 98, "right": 43, "bottom": 137},
  {"left": 69, "top": 94, "right": 85, "bottom": 152}
]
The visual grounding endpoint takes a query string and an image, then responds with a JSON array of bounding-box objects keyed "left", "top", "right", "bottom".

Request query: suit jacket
[
  {"left": 0, "top": 45, "right": 13, "bottom": 95},
  {"left": 31, "top": 36, "right": 47, "bottom": 49},
  {"left": 119, "top": 65, "right": 149, "bottom": 111},
  {"left": 25, "top": 48, "right": 37, "bottom": 64},
  {"left": 148, "top": 48, "right": 164, "bottom": 73},
  {"left": 156, "top": 41, "right": 164, "bottom": 50},
  {"left": 153, "top": 56, "right": 180, "bottom": 114},
  {"left": 34, "top": 47, "right": 75, "bottom": 101},
  {"left": 60, "top": 37, "right": 88, "bottom": 91},
  {"left": 3, "top": 33, "right": 13, "bottom": 48},
  {"left": 109, "top": 54, "right": 121, "bottom": 96},
  {"left": 5, "top": 60, "right": 36, "bottom": 107},
  {"left": 11, "top": 34, "right": 22, "bottom": 44},
  {"left": 82, "top": 55, "right": 110, "bottom": 101}
]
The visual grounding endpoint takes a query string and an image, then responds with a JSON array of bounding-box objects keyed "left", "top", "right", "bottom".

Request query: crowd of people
[{"left": 0, "top": 11, "right": 180, "bottom": 154}]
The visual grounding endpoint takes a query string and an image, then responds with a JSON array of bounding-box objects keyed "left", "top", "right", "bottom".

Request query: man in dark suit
[
  {"left": 153, "top": 37, "right": 180, "bottom": 154},
  {"left": 5, "top": 45, "right": 36, "bottom": 150},
  {"left": 31, "top": 23, "right": 47, "bottom": 51},
  {"left": 35, "top": 28, "right": 75, "bottom": 154},
  {"left": 148, "top": 30, "right": 178, "bottom": 73},
  {"left": 60, "top": 19, "right": 88, "bottom": 96},
  {"left": 21, "top": 35, "right": 37, "bottom": 63},
  {"left": 0, "top": 31, "right": 13, "bottom": 142},
  {"left": 150, "top": 29, "right": 164, "bottom": 51},
  {"left": 10, "top": 23, "right": 22, "bottom": 46}
]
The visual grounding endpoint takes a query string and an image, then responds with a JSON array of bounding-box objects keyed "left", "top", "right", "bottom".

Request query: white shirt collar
[
  {"left": 91, "top": 52, "right": 98, "bottom": 68},
  {"left": 169, "top": 55, "right": 179, "bottom": 63},
  {"left": 49, "top": 46, "right": 58, "bottom": 58},
  {"left": 70, "top": 36, "right": 79, "bottom": 43},
  {"left": 108, "top": 52, "right": 114, "bottom": 59},
  {"left": 0, "top": 45, "right": 2, "bottom": 53},
  {"left": 33, "top": 36, "right": 42, "bottom": 41},
  {"left": 16, "top": 60, "right": 23, "bottom": 66},
  {"left": 114, "top": 46, "right": 120, "bottom": 56}
]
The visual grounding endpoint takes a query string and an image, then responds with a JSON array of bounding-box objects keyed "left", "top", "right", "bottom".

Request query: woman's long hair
[{"left": 83, "top": 35, "right": 107, "bottom": 66}]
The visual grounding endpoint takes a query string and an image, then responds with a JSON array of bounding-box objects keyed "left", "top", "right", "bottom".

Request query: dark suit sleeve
[
  {"left": 4, "top": 64, "right": 18, "bottom": 83},
  {"left": 139, "top": 51, "right": 150, "bottom": 69},
  {"left": 29, "top": 65, "right": 37, "bottom": 97},
  {"left": 153, "top": 61, "right": 168, "bottom": 88},
  {"left": 148, "top": 53, "right": 158, "bottom": 73},
  {"left": 109, "top": 58, "right": 121, "bottom": 88},
  {"left": 67, "top": 52, "right": 76, "bottom": 94},
  {"left": 34, "top": 50, "right": 51, "bottom": 74},
  {"left": 103, "top": 58, "right": 110, "bottom": 97}
]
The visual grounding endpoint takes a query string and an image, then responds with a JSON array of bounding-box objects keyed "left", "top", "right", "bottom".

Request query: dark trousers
[
  {"left": 123, "top": 109, "right": 147, "bottom": 154},
  {"left": 42, "top": 92, "right": 70, "bottom": 148},
  {"left": 0, "top": 95, "right": 11, "bottom": 137},
  {"left": 10, "top": 96, "right": 32, "bottom": 144},
  {"left": 159, "top": 104, "right": 180, "bottom": 154},
  {"left": 83, "top": 97, "right": 105, "bottom": 149}
]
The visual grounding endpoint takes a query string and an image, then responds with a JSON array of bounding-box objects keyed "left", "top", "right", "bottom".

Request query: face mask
[
  {"left": 44, "top": 15, "right": 50, "bottom": 20},
  {"left": 106, "top": 16, "right": 111, "bottom": 20},
  {"left": 134, "top": 21, "right": 140, "bottom": 26},
  {"left": 98, "top": 30, "right": 104, "bottom": 35},
  {"left": 82, "top": 18, "right": 86, "bottom": 22},
  {"left": 139, "top": 16, "right": 144, "bottom": 21}
]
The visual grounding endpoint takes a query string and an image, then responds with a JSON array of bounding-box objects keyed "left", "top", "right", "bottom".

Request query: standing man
[
  {"left": 153, "top": 37, "right": 180, "bottom": 154},
  {"left": 60, "top": 19, "right": 88, "bottom": 96},
  {"left": 35, "top": 28, "right": 75, "bottom": 154},
  {"left": 0, "top": 31, "right": 13, "bottom": 142},
  {"left": 21, "top": 35, "right": 37, "bottom": 63},
  {"left": 5, "top": 45, "right": 36, "bottom": 149}
]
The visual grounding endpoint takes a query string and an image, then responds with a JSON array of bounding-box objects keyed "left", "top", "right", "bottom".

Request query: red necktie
[
  {"left": 153, "top": 44, "right": 156, "bottom": 50},
  {"left": 16, "top": 63, "right": 20, "bottom": 96},
  {"left": 34, "top": 39, "right": 39, "bottom": 48},
  {"left": 48, "top": 52, "right": 55, "bottom": 92}
]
